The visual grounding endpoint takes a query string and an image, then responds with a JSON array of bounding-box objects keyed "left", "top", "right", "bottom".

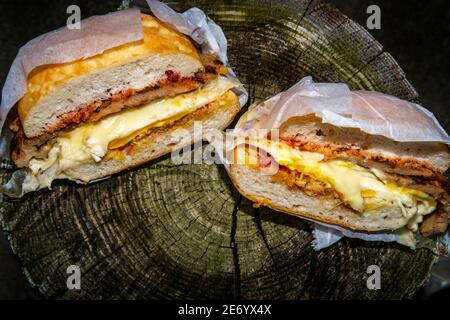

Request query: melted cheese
[
  {"left": 27, "top": 76, "right": 238, "bottom": 183},
  {"left": 240, "top": 138, "right": 436, "bottom": 218},
  {"left": 107, "top": 111, "right": 193, "bottom": 150}
]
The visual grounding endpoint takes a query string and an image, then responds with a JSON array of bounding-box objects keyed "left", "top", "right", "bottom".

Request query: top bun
[{"left": 19, "top": 14, "right": 203, "bottom": 138}]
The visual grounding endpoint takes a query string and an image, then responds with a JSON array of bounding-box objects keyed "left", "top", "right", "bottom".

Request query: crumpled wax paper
[
  {"left": 239, "top": 76, "right": 450, "bottom": 144},
  {"left": 312, "top": 222, "right": 397, "bottom": 249},
  {"left": 142, "top": 0, "right": 248, "bottom": 107},
  {"left": 215, "top": 76, "right": 449, "bottom": 250}
]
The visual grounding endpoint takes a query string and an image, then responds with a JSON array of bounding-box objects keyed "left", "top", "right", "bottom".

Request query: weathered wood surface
[{"left": 0, "top": 0, "right": 436, "bottom": 299}]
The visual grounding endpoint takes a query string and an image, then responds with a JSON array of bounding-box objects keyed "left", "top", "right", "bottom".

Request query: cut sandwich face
[
  {"left": 19, "top": 76, "right": 239, "bottom": 191},
  {"left": 11, "top": 14, "right": 231, "bottom": 170},
  {"left": 230, "top": 137, "right": 446, "bottom": 233}
]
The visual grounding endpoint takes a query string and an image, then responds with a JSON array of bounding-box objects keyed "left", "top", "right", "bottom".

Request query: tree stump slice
[{"left": 0, "top": 0, "right": 436, "bottom": 299}]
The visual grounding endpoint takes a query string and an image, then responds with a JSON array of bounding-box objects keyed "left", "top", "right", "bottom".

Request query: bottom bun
[{"left": 229, "top": 151, "right": 412, "bottom": 232}]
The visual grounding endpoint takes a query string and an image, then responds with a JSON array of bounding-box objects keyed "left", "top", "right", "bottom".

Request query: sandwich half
[
  {"left": 229, "top": 105, "right": 450, "bottom": 239},
  {"left": 8, "top": 14, "right": 241, "bottom": 192}
]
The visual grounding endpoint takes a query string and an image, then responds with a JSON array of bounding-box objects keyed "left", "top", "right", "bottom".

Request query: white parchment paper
[{"left": 239, "top": 76, "right": 450, "bottom": 144}]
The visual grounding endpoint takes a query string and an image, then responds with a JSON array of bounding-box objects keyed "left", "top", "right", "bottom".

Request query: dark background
[{"left": 0, "top": 0, "right": 449, "bottom": 299}]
